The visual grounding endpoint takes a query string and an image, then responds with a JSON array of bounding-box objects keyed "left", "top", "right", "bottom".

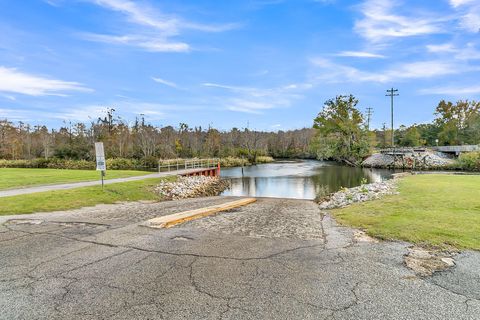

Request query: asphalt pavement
[{"left": 1, "top": 196, "right": 479, "bottom": 319}]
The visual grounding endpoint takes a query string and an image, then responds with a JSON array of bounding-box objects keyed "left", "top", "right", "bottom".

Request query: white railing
[{"left": 158, "top": 158, "right": 219, "bottom": 172}]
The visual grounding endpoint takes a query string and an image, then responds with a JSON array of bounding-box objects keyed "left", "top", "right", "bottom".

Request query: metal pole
[
  {"left": 365, "top": 107, "right": 373, "bottom": 131},
  {"left": 386, "top": 88, "right": 398, "bottom": 147},
  {"left": 391, "top": 92, "right": 394, "bottom": 147},
  {"left": 101, "top": 170, "right": 105, "bottom": 190}
]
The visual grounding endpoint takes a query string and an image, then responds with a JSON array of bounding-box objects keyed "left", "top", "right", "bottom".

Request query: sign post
[{"left": 95, "top": 142, "right": 106, "bottom": 190}]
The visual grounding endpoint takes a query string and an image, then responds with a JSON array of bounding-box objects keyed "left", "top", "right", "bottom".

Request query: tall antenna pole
[
  {"left": 365, "top": 107, "right": 373, "bottom": 131},
  {"left": 385, "top": 88, "right": 399, "bottom": 147}
]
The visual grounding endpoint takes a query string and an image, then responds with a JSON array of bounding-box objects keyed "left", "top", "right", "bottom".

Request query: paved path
[
  {"left": 0, "top": 168, "right": 209, "bottom": 198},
  {"left": 1, "top": 197, "right": 479, "bottom": 319}
]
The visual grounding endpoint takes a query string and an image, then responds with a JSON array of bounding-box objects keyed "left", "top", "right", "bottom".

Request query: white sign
[{"left": 95, "top": 142, "right": 106, "bottom": 171}]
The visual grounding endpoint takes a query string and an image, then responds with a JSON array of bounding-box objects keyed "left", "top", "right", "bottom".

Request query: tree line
[
  {"left": 313, "top": 96, "right": 480, "bottom": 164},
  {"left": 0, "top": 112, "right": 316, "bottom": 164},
  {"left": 1, "top": 97, "right": 478, "bottom": 166}
]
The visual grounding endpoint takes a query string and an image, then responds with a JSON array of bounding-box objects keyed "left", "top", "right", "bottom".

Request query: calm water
[{"left": 220, "top": 160, "right": 395, "bottom": 200}]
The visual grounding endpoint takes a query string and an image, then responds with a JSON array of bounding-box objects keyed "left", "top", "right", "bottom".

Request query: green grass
[
  {"left": 0, "top": 177, "right": 176, "bottom": 216},
  {"left": 0, "top": 168, "right": 152, "bottom": 190},
  {"left": 332, "top": 174, "right": 480, "bottom": 250}
]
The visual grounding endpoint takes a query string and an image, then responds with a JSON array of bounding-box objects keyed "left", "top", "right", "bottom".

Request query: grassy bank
[
  {"left": 0, "top": 168, "right": 151, "bottom": 190},
  {"left": 0, "top": 177, "right": 175, "bottom": 216},
  {"left": 332, "top": 174, "right": 480, "bottom": 250}
]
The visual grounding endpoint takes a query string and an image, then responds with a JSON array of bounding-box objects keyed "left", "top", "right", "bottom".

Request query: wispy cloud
[
  {"left": 0, "top": 66, "right": 92, "bottom": 96},
  {"left": 0, "top": 108, "right": 35, "bottom": 121},
  {"left": 202, "top": 82, "right": 309, "bottom": 114},
  {"left": 426, "top": 43, "right": 457, "bottom": 53},
  {"left": 80, "top": 33, "right": 189, "bottom": 52},
  {"left": 426, "top": 42, "right": 480, "bottom": 60},
  {"left": 311, "top": 57, "right": 477, "bottom": 83},
  {"left": 335, "top": 51, "right": 385, "bottom": 58},
  {"left": 448, "top": 0, "right": 480, "bottom": 32},
  {"left": 419, "top": 84, "right": 480, "bottom": 96},
  {"left": 449, "top": 0, "right": 476, "bottom": 7},
  {"left": 51, "top": 102, "right": 171, "bottom": 122},
  {"left": 81, "top": 0, "right": 239, "bottom": 52},
  {"left": 355, "top": 0, "right": 446, "bottom": 43},
  {"left": 151, "top": 77, "right": 178, "bottom": 88}
]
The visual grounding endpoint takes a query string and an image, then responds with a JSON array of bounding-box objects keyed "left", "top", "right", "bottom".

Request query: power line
[
  {"left": 365, "top": 107, "right": 373, "bottom": 131},
  {"left": 385, "top": 88, "right": 399, "bottom": 147}
]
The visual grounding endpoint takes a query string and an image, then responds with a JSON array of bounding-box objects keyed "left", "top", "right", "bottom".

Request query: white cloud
[
  {"left": 53, "top": 105, "right": 107, "bottom": 121},
  {"left": 455, "top": 43, "right": 480, "bottom": 60},
  {"left": 51, "top": 102, "right": 170, "bottom": 121},
  {"left": 426, "top": 42, "right": 480, "bottom": 60},
  {"left": 449, "top": 0, "right": 480, "bottom": 32},
  {"left": 355, "top": 0, "right": 446, "bottom": 42},
  {"left": 395, "top": 61, "right": 461, "bottom": 79},
  {"left": 202, "top": 82, "right": 309, "bottom": 114},
  {"left": 80, "top": 33, "right": 189, "bottom": 52},
  {"left": 311, "top": 57, "right": 477, "bottom": 83},
  {"left": 335, "top": 51, "right": 385, "bottom": 58},
  {"left": 0, "top": 66, "right": 91, "bottom": 96},
  {"left": 83, "top": 0, "right": 238, "bottom": 52},
  {"left": 419, "top": 85, "right": 480, "bottom": 95},
  {"left": 0, "top": 94, "right": 16, "bottom": 101},
  {"left": 0, "top": 108, "right": 32, "bottom": 121},
  {"left": 93, "top": 0, "right": 238, "bottom": 33},
  {"left": 426, "top": 43, "right": 457, "bottom": 53},
  {"left": 459, "top": 11, "right": 480, "bottom": 32},
  {"left": 151, "top": 77, "right": 178, "bottom": 88},
  {"left": 92, "top": 0, "right": 178, "bottom": 34},
  {"left": 449, "top": 0, "right": 476, "bottom": 8},
  {"left": 227, "top": 99, "right": 276, "bottom": 114}
]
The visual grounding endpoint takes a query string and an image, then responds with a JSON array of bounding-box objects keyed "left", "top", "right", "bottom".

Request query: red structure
[{"left": 181, "top": 162, "right": 221, "bottom": 177}]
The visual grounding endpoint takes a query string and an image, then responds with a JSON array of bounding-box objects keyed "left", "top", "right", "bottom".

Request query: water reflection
[{"left": 220, "top": 160, "right": 394, "bottom": 200}]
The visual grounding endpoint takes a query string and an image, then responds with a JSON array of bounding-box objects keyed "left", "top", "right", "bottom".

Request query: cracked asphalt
[{"left": 1, "top": 197, "right": 479, "bottom": 319}]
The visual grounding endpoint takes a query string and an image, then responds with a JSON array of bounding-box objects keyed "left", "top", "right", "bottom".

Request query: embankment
[{"left": 362, "top": 150, "right": 454, "bottom": 170}]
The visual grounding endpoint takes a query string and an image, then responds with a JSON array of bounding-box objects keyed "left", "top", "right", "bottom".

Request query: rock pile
[
  {"left": 362, "top": 151, "right": 454, "bottom": 169},
  {"left": 155, "top": 176, "right": 230, "bottom": 200},
  {"left": 319, "top": 180, "right": 397, "bottom": 209}
]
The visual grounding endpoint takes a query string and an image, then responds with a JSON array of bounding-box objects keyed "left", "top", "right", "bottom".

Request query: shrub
[
  {"left": 0, "top": 158, "right": 95, "bottom": 170},
  {"left": 255, "top": 156, "right": 274, "bottom": 164},
  {"left": 107, "top": 158, "right": 140, "bottom": 170},
  {"left": 455, "top": 151, "right": 480, "bottom": 171},
  {"left": 219, "top": 157, "right": 250, "bottom": 167}
]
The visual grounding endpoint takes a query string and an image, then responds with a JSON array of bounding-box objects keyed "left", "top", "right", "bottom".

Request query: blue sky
[{"left": 1, "top": 0, "right": 479, "bottom": 131}]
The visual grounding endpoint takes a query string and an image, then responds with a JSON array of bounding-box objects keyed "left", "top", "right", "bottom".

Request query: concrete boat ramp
[{"left": 1, "top": 196, "right": 479, "bottom": 319}]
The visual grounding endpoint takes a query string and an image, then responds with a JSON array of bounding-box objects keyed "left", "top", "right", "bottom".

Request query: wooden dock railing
[{"left": 158, "top": 158, "right": 219, "bottom": 173}]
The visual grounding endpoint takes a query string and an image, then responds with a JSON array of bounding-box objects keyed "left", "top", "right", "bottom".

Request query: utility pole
[
  {"left": 385, "top": 88, "right": 399, "bottom": 147},
  {"left": 365, "top": 107, "right": 373, "bottom": 131},
  {"left": 382, "top": 122, "right": 387, "bottom": 147}
]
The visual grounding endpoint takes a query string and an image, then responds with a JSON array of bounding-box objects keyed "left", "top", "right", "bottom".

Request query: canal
[{"left": 220, "top": 160, "right": 394, "bottom": 200}]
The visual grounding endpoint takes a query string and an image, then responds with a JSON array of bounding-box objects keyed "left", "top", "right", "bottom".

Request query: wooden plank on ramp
[{"left": 144, "top": 198, "right": 257, "bottom": 229}]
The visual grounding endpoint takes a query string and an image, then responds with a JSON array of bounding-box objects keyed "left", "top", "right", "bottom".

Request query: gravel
[
  {"left": 155, "top": 176, "right": 229, "bottom": 200},
  {"left": 362, "top": 151, "right": 455, "bottom": 169},
  {"left": 319, "top": 180, "right": 398, "bottom": 209}
]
